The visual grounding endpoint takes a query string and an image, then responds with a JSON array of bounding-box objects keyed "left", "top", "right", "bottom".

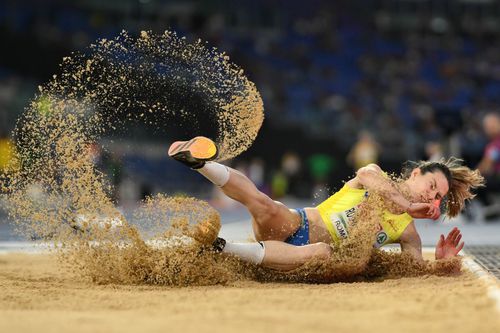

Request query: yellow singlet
[{"left": 316, "top": 183, "right": 413, "bottom": 247}]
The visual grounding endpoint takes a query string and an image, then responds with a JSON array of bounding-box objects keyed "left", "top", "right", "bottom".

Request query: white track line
[{"left": 462, "top": 254, "right": 500, "bottom": 313}]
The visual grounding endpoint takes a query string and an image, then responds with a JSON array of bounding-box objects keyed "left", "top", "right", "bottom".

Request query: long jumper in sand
[{"left": 169, "top": 136, "right": 484, "bottom": 271}]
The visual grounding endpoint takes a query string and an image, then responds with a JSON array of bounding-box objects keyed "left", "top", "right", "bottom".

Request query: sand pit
[{"left": 0, "top": 253, "right": 498, "bottom": 333}]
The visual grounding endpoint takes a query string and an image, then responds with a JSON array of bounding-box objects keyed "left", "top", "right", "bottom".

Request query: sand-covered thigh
[{"left": 0, "top": 254, "right": 498, "bottom": 333}]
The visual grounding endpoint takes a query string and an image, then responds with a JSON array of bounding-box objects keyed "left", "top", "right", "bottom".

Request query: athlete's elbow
[
  {"left": 356, "top": 166, "right": 379, "bottom": 184},
  {"left": 357, "top": 164, "right": 381, "bottom": 175}
]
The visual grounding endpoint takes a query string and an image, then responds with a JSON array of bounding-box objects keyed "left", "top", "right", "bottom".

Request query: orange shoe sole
[{"left": 168, "top": 136, "right": 218, "bottom": 160}]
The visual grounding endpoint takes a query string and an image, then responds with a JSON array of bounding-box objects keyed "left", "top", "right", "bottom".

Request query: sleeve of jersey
[{"left": 398, "top": 212, "right": 413, "bottom": 226}]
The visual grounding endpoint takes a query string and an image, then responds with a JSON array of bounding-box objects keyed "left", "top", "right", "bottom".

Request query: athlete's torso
[{"left": 315, "top": 183, "right": 413, "bottom": 247}]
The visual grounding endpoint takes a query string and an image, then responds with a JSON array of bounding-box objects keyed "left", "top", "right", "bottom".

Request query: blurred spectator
[
  {"left": 248, "top": 158, "right": 266, "bottom": 192},
  {"left": 271, "top": 170, "right": 288, "bottom": 199},
  {"left": 476, "top": 112, "right": 500, "bottom": 205},
  {"left": 308, "top": 153, "right": 335, "bottom": 201},
  {"left": 118, "top": 174, "right": 140, "bottom": 208},
  {"left": 281, "top": 151, "right": 302, "bottom": 196},
  {"left": 347, "top": 130, "right": 379, "bottom": 171},
  {"left": 86, "top": 142, "right": 123, "bottom": 202},
  {"left": 425, "top": 141, "right": 444, "bottom": 162},
  {"left": 102, "top": 151, "right": 123, "bottom": 202},
  {"left": 308, "top": 154, "right": 335, "bottom": 182},
  {"left": 478, "top": 112, "right": 500, "bottom": 176},
  {"left": 282, "top": 152, "right": 301, "bottom": 177}
]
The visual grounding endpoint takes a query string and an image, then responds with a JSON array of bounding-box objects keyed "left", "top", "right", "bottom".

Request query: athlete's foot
[
  {"left": 168, "top": 136, "right": 218, "bottom": 169},
  {"left": 212, "top": 237, "right": 226, "bottom": 253},
  {"left": 188, "top": 215, "right": 221, "bottom": 246}
]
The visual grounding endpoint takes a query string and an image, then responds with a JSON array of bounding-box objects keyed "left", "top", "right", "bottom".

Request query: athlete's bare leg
[
  {"left": 214, "top": 236, "right": 332, "bottom": 270},
  {"left": 220, "top": 167, "right": 301, "bottom": 242},
  {"left": 168, "top": 137, "right": 301, "bottom": 242},
  {"left": 260, "top": 241, "right": 332, "bottom": 271}
]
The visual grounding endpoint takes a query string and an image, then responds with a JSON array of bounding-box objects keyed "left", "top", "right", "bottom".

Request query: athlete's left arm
[
  {"left": 398, "top": 221, "right": 424, "bottom": 263},
  {"left": 399, "top": 223, "right": 465, "bottom": 263},
  {"left": 399, "top": 223, "right": 463, "bottom": 275},
  {"left": 434, "top": 227, "right": 464, "bottom": 260}
]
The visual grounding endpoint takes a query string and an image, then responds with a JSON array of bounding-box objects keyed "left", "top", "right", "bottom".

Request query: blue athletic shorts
[{"left": 284, "top": 208, "right": 310, "bottom": 246}]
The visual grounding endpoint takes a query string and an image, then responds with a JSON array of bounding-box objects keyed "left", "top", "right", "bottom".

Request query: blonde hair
[{"left": 402, "top": 157, "right": 485, "bottom": 217}]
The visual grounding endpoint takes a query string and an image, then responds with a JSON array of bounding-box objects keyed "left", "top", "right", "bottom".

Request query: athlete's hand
[
  {"left": 435, "top": 227, "right": 464, "bottom": 260},
  {"left": 406, "top": 202, "right": 441, "bottom": 220}
]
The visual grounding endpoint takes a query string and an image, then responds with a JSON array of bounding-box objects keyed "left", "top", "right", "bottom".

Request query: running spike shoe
[{"left": 168, "top": 136, "right": 218, "bottom": 169}]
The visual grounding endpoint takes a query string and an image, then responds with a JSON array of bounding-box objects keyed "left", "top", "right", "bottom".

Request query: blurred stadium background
[{"left": 1, "top": 0, "right": 500, "bottom": 246}]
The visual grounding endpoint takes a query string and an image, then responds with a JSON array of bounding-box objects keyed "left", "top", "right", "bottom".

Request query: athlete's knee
[
  {"left": 309, "top": 242, "right": 333, "bottom": 260},
  {"left": 252, "top": 193, "right": 280, "bottom": 217}
]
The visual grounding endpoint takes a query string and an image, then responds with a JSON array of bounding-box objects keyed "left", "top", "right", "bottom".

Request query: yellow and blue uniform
[
  {"left": 285, "top": 208, "right": 309, "bottom": 246},
  {"left": 316, "top": 183, "right": 413, "bottom": 247},
  {"left": 285, "top": 183, "right": 413, "bottom": 247}
]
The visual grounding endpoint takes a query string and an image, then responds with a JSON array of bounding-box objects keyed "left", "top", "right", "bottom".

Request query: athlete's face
[{"left": 406, "top": 168, "right": 449, "bottom": 205}]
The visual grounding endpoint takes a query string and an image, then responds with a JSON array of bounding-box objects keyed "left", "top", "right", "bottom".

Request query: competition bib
[
  {"left": 329, "top": 205, "right": 392, "bottom": 248},
  {"left": 329, "top": 207, "right": 357, "bottom": 239}
]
